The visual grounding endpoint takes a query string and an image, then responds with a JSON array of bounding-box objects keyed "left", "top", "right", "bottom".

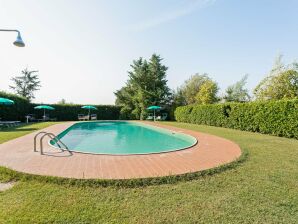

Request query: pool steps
[{"left": 34, "top": 131, "right": 69, "bottom": 155}]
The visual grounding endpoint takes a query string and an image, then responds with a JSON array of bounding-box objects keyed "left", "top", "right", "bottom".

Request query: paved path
[{"left": 0, "top": 121, "right": 241, "bottom": 179}]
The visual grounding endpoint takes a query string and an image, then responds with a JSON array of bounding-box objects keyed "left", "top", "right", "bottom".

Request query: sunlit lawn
[
  {"left": 0, "top": 122, "right": 297, "bottom": 223},
  {"left": 0, "top": 122, "right": 59, "bottom": 144}
]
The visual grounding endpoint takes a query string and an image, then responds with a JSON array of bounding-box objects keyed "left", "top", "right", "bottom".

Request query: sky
[{"left": 0, "top": 0, "right": 297, "bottom": 104}]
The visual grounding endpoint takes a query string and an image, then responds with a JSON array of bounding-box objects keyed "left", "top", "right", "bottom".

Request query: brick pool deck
[{"left": 0, "top": 122, "right": 241, "bottom": 179}]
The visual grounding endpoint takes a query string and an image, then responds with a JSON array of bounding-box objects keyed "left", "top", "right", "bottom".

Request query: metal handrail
[
  {"left": 46, "top": 133, "right": 62, "bottom": 149},
  {"left": 34, "top": 131, "right": 68, "bottom": 154},
  {"left": 34, "top": 131, "right": 48, "bottom": 152},
  {"left": 49, "top": 133, "right": 68, "bottom": 150},
  {"left": 40, "top": 132, "right": 68, "bottom": 155}
]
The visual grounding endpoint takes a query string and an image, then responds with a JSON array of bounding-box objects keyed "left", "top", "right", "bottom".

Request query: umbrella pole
[
  {"left": 154, "top": 109, "right": 155, "bottom": 121},
  {"left": 89, "top": 108, "right": 90, "bottom": 120},
  {"left": 44, "top": 108, "right": 45, "bottom": 121}
]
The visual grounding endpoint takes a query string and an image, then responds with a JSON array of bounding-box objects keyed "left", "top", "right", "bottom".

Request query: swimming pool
[{"left": 50, "top": 121, "right": 197, "bottom": 155}]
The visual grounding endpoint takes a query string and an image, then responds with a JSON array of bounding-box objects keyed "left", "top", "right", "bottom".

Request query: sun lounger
[
  {"left": 146, "top": 113, "right": 154, "bottom": 120},
  {"left": 37, "top": 115, "right": 57, "bottom": 122},
  {"left": 156, "top": 113, "right": 167, "bottom": 121},
  {"left": 78, "top": 114, "right": 89, "bottom": 121},
  {"left": 0, "top": 121, "right": 21, "bottom": 127},
  {"left": 25, "top": 114, "right": 37, "bottom": 123},
  {"left": 90, "top": 114, "right": 97, "bottom": 120}
]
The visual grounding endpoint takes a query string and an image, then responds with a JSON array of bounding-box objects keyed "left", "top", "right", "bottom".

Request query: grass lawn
[
  {"left": 0, "top": 122, "right": 297, "bottom": 223},
  {"left": 0, "top": 122, "right": 59, "bottom": 144}
]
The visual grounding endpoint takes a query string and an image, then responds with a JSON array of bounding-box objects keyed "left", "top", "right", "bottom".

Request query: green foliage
[
  {"left": 115, "top": 54, "right": 171, "bottom": 119},
  {"left": 224, "top": 74, "right": 250, "bottom": 102},
  {"left": 0, "top": 92, "right": 121, "bottom": 121},
  {"left": 57, "top": 99, "right": 69, "bottom": 104},
  {"left": 175, "top": 99, "right": 298, "bottom": 139},
  {"left": 0, "top": 91, "right": 31, "bottom": 121},
  {"left": 254, "top": 55, "right": 298, "bottom": 100},
  {"left": 179, "top": 73, "right": 210, "bottom": 104},
  {"left": 174, "top": 73, "right": 219, "bottom": 106},
  {"left": 0, "top": 122, "right": 58, "bottom": 144},
  {"left": 195, "top": 79, "right": 219, "bottom": 104},
  {"left": 9, "top": 68, "right": 41, "bottom": 101},
  {"left": 167, "top": 88, "right": 187, "bottom": 120},
  {"left": 254, "top": 70, "right": 298, "bottom": 100},
  {"left": 171, "top": 88, "right": 186, "bottom": 106}
]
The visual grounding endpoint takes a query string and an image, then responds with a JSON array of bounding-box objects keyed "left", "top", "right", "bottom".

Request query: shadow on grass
[{"left": 0, "top": 128, "right": 38, "bottom": 132}]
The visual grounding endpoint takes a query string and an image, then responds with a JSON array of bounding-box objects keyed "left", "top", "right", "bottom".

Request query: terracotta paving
[{"left": 0, "top": 121, "right": 241, "bottom": 179}]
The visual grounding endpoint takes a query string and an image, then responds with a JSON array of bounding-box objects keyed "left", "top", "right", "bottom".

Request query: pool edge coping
[
  {"left": 47, "top": 120, "right": 199, "bottom": 156},
  {"left": 0, "top": 121, "right": 243, "bottom": 181}
]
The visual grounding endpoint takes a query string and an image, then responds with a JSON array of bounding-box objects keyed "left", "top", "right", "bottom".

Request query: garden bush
[
  {"left": 0, "top": 91, "right": 31, "bottom": 121},
  {"left": 175, "top": 99, "right": 298, "bottom": 139}
]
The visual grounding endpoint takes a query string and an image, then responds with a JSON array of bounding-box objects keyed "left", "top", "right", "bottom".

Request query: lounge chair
[
  {"left": 38, "top": 114, "right": 57, "bottom": 122},
  {"left": 78, "top": 114, "right": 89, "bottom": 121},
  {"left": 156, "top": 113, "right": 167, "bottom": 121},
  {"left": 0, "top": 121, "right": 21, "bottom": 127},
  {"left": 146, "top": 113, "right": 154, "bottom": 120},
  {"left": 25, "top": 114, "right": 37, "bottom": 123},
  {"left": 90, "top": 114, "right": 97, "bottom": 120}
]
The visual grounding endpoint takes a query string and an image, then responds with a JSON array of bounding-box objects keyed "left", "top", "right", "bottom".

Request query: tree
[
  {"left": 196, "top": 79, "right": 219, "bottom": 104},
  {"left": 57, "top": 99, "right": 66, "bottom": 104},
  {"left": 254, "top": 70, "right": 298, "bottom": 100},
  {"left": 180, "top": 74, "right": 210, "bottom": 104},
  {"left": 10, "top": 68, "right": 41, "bottom": 101},
  {"left": 254, "top": 55, "right": 298, "bottom": 100},
  {"left": 224, "top": 74, "right": 250, "bottom": 102},
  {"left": 114, "top": 54, "right": 171, "bottom": 119},
  {"left": 115, "top": 85, "right": 137, "bottom": 119},
  {"left": 171, "top": 87, "right": 187, "bottom": 107},
  {"left": 175, "top": 73, "right": 219, "bottom": 105}
]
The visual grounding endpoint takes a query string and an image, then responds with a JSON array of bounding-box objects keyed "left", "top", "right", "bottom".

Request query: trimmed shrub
[
  {"left": 0, "top": 91, "right": 31, "bottom": 121},
  {"left": 31, "top": 104, "right": 121, "bottom": 121},
  {"left": 175, "top": 99, "right": 298, "bottom": 139},
  {"left": 0, "top": 92, "right": 121, "bottom": 121}
]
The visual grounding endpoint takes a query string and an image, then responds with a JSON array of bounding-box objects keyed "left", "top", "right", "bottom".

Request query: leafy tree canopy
[
  {"left": 179, "top": 74, "right": 210, "bottom": 104},
  {"left": 172, "top": 73, "right": 219, "bottom": 106},
  {"left": 224, "top": 74, "right": 250, "bottom": 102},
  {"left": 9, "top": 68, "right": 41, "bottom": 102},
  {"left": 114, "top": 54, "right": 171, "bottom": 119},
  {"left": 196, "top": 79, "right": 219, "bottom": 104},
  {"left": 254, "top": 55, "right": 298, "bottom": 100}
]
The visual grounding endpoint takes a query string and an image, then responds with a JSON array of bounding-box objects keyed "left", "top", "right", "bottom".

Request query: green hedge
[
  {"left": 175, "top": 99, "right": 298, "bottom": 139},
  {"left": 0, "top": 91, "right": 121, "bottom": 121},
  {"left": 31, "top": 104, "right": 121, "bottom": 121},
  {"left": 0, "top": 91, "right": 31, "bottom": 121}
]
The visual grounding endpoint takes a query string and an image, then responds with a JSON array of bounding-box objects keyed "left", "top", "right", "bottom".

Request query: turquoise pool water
[{"left": 50, "top": 121, "right": 197, "bottom": 155}]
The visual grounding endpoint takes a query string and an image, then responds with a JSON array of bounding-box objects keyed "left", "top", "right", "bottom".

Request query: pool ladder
[{"left": 34, "top": 131, "right": 68, "bottom": 155}]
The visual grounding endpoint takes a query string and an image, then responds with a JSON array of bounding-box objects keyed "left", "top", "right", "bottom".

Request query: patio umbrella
[
  {"left": 147, "top": 105, "right": 161, "bottom": 121},
  {"left": 81, "top": 105, "right": 97, "bottom": 118},
  {"left": 0, "top": 97, "right": 14, "bottom": 105},
  {"left": 34, "top": 105, "right": 55, "bottom": 120}
]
